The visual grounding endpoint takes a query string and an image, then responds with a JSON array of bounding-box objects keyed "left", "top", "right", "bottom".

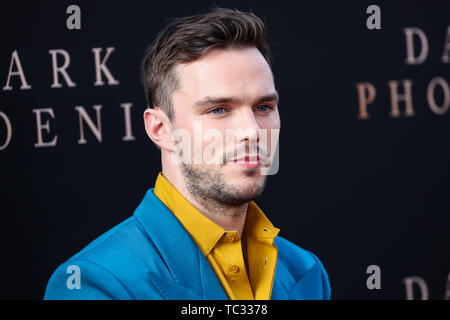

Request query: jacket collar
[{"left": 133, "top": 188, "right": 228, "bottom": 300}]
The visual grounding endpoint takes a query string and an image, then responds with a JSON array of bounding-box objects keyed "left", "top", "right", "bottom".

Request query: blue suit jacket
[{"left": 44, "top": 188, "right": 331, "bottom": 300}]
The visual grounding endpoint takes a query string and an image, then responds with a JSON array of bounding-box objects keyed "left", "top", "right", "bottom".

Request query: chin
[{"left": 234, "top": 175, "right": 266, "bottom": 196}]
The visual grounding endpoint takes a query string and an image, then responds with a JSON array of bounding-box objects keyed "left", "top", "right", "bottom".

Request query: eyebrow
[{"left": 193, "top": 91, "right": 279, "bottom": 108}]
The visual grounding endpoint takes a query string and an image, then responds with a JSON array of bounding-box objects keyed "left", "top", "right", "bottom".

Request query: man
[{"left": 44, "top": 7, "right": 331, "bottom": 300}]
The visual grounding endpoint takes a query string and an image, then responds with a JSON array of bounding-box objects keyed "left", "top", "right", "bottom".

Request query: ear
[{"left": 143, "top": 107, "right": 174, "bottom": 151}]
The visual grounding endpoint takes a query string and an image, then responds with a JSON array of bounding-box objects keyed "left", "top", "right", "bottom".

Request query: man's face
[{"left": 170, "top": 46, "right": 280, "bottom": 207}]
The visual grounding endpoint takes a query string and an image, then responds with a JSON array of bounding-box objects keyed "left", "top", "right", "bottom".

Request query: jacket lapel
[
  {"left": 270, "top": 258, "right": 327, "bottom": 300},
  {"left": 134, "top": 188, "right": 228, "bottom": 300},
  {"left": 271, "top": 276, "right": 290, "bottom": 299},
  {"left": 198, "top": 250, "right": 228, "bottom": 299}
]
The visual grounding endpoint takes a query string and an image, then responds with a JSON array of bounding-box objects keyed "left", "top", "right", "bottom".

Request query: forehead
[{"left": 173, "top": 47, "right": 275, "bottom": 103}]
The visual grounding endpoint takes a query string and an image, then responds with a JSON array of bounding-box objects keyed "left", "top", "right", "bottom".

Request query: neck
[{"left": 193, "top": 195, "right": 249, "bottom": 238}]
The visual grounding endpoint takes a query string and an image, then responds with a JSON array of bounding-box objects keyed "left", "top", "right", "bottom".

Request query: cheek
[
  {"left": 260, "top": 111, "right": 281, "bottom": 128},
  {"left": 257, "top": 115, "right": 280, "bottom": 136},
  {"left": 180, "top": 121, "right": 227, "bottom": 165},
  {"left": 201, "top": 128, "right": 228, "bottom": 163}
]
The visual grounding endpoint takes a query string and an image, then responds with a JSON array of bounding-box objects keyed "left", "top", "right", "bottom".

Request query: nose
[{"left": 233, "top": 108, "right": 261, "bottom": 144}]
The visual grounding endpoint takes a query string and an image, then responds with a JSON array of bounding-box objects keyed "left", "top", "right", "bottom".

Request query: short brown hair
[{"left": 140, "top": 7, "right": 273, "bottom": 121}]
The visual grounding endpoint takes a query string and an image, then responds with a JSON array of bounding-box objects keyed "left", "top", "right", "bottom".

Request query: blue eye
[
  {"left": 256, "top": 105, "right": 271, "bottom": 112},
  {"left": 209, "top": 107, "right": 226, "bottom": 114}
]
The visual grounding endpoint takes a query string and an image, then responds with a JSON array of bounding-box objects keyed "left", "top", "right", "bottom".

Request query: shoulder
[
  {"left": 275, "top": 236, "right": 318, "bottom": 274},
  {"left": 69, "top": 216, "right": 152, "bottom": 263},
  {"left": 44, "top": 216, "right": 165, "bottom": 299},
  {"left": 275, "top": 235, "right": 331, "bottom": 299}
]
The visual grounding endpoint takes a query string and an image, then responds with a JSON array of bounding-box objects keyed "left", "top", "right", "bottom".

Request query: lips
[
  {"left": 232, "top": 155, "right": 261, "bottom": 168},
  {"left": 234, "top": 155, "right": 260, "bottom": 163}
]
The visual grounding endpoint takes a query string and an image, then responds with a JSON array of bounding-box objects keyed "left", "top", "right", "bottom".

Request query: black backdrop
[{"left": 0, "top": 0, "right": 449, "bottom": 300}]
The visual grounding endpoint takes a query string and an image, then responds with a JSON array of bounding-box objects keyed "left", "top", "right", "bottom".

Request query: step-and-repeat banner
[{"left": 0, "top": 0, "right": 449, "bottom": 299}]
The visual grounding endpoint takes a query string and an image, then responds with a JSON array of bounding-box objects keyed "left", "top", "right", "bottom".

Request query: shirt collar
[
  {"left": 153, "top": 172, "right": 279, "bottom": 256},
  {"left": 245, "top": 201, "right": 280, "bottom": 240}
]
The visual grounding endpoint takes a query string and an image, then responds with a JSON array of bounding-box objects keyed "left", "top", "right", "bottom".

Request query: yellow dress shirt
[{"left": 153, "top": 172, "right": 280, "bottom": 300}]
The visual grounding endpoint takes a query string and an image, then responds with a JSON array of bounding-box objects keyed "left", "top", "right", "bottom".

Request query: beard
[{"left": 180, "top": 162, "right": 266, "bottom": 213}]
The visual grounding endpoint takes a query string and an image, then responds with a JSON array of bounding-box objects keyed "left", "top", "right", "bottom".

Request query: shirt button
[
  {"left": 226, "top": 235, "right": 235, "bottom": 241},
  {"left": 231, "top": 265, "right": 240, "bottom": 273}
]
